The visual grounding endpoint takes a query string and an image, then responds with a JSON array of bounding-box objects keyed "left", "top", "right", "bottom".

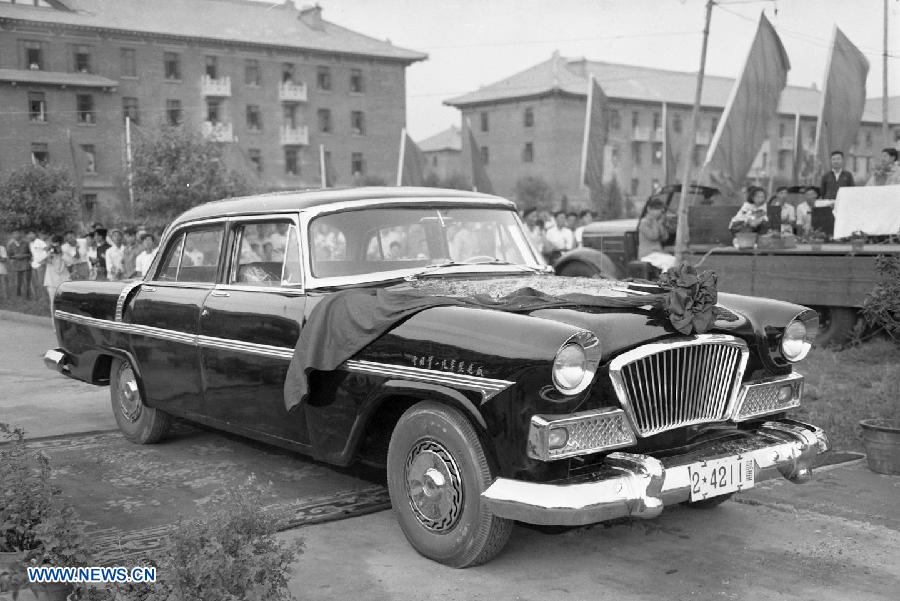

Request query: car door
[
  {"left": 198, "top": 216, "right": 309, "bottom": 444},
  {"left": 126, "top": 223, "right": 225, "bottom": 418}
]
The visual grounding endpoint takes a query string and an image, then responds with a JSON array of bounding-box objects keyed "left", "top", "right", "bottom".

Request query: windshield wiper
[{"left": 405, "top": 258, "right": 542, "bottom": 281}]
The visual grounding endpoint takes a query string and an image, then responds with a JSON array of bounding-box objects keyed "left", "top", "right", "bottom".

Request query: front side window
[
  {"left": 309, "top": 207, "right": 538, "bottom": 280},
  {"left": 76, "top": 95, "right": 94, "bottom": 124},
  {"left": 156, "top": 227, "right": 223, "bottom": 283},
  {"left": 231, "top": 221, "right": 301, "bottom": 287},
  {"left": 28, "top": 92, "right": 46, "bottom": 122},
  {"left": 164, "top": 52, "right": 181, "bottom": 80}
]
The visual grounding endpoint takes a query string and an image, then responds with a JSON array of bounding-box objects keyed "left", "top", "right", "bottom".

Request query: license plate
[{"left": 686, "top": 455, "right": 755, "bottom": 502}]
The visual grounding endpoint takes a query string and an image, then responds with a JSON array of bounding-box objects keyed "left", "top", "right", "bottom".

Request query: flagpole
[
  {"left": 397, "top": 128, "right": 407, "bottom": 187},
  {"left": 661, "top": 102, "right": 669, "bottom": 185},
  {"left": 791, "top": 112, "right": 801, "bottom": 184},
  {"left": 674, "top": 0, "right": 714, "bottom": 265},
  {"left": 882, "top": 0, "right": 890, "bottom": 146},
  {"left": 579, "top": 75, "right": 594, "bottom": 189},
  {"left": 319, "top": 144, "right": 326, "bottom": 189}
]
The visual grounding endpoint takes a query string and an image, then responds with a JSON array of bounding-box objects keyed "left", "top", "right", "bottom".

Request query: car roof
[{"left": 173, "top": 186, "right": 514, "bottom": 225}]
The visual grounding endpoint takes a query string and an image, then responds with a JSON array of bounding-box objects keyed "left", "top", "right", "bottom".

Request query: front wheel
[
  {"left": 386, "top": 401, "right": 512, "bottom": 568},
  {"left": 110, "top": 357, "right": 171, "bottom": 444}
]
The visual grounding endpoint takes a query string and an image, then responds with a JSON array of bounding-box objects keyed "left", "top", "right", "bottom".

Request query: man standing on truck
[{"left": 820, "top": 150, "right": 855, "bottom": 202}]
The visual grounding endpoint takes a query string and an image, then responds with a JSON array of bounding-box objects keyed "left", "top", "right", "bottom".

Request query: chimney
[{"left": 299, "top": 3, "right": 324, "bottom": 31}]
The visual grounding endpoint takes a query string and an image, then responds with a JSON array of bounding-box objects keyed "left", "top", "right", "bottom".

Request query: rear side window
[{"left": 153, "top": 226, "right": 224, "bottom": 283}]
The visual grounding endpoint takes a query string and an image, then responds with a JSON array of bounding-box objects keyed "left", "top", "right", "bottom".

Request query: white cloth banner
[{"left": 833, "top": 184, "right": 900, "bottom": 238}]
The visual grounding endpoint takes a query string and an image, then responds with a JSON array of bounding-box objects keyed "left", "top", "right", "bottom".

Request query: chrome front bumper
[
  {"left": 482, "top": 419, "right": 828, "bottom": 526},
  {"left": 43, "top": 348, "right": 71, "bottom": 374}
]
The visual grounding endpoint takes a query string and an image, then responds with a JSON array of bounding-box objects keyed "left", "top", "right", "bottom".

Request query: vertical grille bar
[{"left": 611, "top": 338, "right": 748, "bottom": 437}]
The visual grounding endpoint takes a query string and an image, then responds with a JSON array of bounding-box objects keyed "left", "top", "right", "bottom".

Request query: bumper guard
[{"left": 43, "top": 348, "right": 71, "bottom": 374}]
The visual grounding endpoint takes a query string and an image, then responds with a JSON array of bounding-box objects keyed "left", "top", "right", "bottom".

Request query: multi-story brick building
[
  {"left": 0, "top": 0, "right": 425, "bottom": 216},
  {"left": 445, "top": 52, "right": 900, "bottom": 211},
  {"left": 417, "top": 125, "right": 461, "bottom": 181}
]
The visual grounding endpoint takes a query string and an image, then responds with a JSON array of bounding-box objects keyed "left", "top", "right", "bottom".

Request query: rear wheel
[
  {"left": 812, "top": 306, "right": 858, "bottom": 346},
  {"left": 110, "top": 357, "right": 171, "bottom": 444},
  {"left": 386, "top": 401, "right": 512, "bottom": 568}
]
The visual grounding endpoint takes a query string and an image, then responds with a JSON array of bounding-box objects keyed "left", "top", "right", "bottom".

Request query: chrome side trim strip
[
  {"left": 196, "top": 335, "right": 295, "bottom": 360},
  {"left": 115, "top": 281, "right": 145, "bottom": 323},
  {"left": 345, "top": 359, "right": 514, "bottom": 402}
]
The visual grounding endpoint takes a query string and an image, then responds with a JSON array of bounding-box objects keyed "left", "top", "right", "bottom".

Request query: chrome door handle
[
  {"left": 201, "top": 308, "right": 210, "bottom": 317},
  {"left": 142, "top": 286, "right": 157, "bottom": 292},
  {"left": 210, "top": 291, "right": 230, "bottom": 297}
]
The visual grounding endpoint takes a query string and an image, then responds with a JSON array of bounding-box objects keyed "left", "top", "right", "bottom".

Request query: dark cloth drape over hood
[{"left": 283, "top": 268, "right": 723, "bottom": 412}]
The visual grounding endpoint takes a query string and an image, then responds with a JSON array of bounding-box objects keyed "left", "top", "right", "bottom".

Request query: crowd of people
[
  {"left": 522, "top": 208, "right": 595, "bottom": 263},
  {"left": 1, "top": 223, "right": 159, "bottom": 310}
]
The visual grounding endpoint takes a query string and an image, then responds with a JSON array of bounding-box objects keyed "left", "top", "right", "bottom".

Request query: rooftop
[
  {"left": 418, "top": 125, "right": 461, "bottom": 153},
  {"left": 445, "top": 52, "right": 894, "bottom": 123},
  {"left": 0, "top": 0, "right": 426, "bottom": 63},
  {"left": 175, "top": 186, "right": 511, "bottom": 224}
]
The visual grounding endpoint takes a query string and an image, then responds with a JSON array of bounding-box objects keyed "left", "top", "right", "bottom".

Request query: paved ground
[{"left": 3, "top": 315, "right": 899, "bottom": 600}]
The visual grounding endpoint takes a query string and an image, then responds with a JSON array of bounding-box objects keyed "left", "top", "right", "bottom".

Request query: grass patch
[
  {"left": 793, "top": 339, "right": 900, "bottom": 452},
  {"left": 0, "top": 293, "right": 50, "bottom": 317}
]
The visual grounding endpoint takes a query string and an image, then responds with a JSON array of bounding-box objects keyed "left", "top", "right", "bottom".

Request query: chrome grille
[{"left": 609, "top": 335, "right": 748, "bottom": 437}]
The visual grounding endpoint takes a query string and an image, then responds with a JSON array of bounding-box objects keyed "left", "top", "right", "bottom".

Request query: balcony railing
[
  {"left": 631, "top": 126, "right": 651, "bottom": 142},
  {"left": 201, "top": 121, "right": 234, "bottom": 142},
  {"left": 695, "top": 130, "right": 712, "bottom": 145},
  {"left": 201, "top": 75, "right": 231, "bottom": 97},
  {"left": 279, "top": 81, "right": 308, "bottom": 102},
  {"left": 280, "top": 125, "right": 309, "bottom": 146}
]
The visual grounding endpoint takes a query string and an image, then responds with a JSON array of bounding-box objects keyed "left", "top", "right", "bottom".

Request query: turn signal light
[{"left": 548, "top": 427, "right": 569, "bottom": 450}]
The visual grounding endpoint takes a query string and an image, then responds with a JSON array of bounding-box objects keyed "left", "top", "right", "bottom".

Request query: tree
[
  {"left": 513, "top": 175, "right": 554, "bottom": 210},
  {"left": 131, "top": 124, "right": 255, "bottom": 222},
  {"left": 0, "top": 165, "right": 78, "bottom": 232}
]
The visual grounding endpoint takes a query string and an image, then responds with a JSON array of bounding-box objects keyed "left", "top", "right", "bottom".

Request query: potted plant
[
  {"left": 731, "top": 222, "right": 758, "bottom": 250},
  {"left": 805, "top": 229, "right": 827, "bottom": 251},
  {"left": 849, "top": 230, "right": 867, "bottom": 252}
]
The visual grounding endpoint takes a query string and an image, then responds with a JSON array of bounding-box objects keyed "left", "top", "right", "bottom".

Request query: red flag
[
  {"left": 397, "top": 129, "right": 426, "bottom": 186},
  {"left": 67, "top": 129, "right": 85, "bottom": 196},
  {"left": 814, "top": 27, "right": 869, "bottom": 173},
  {"left": 580, "top": 75, "right": 608, "bottom": 192},
  {"left": 466, "top": 125, "right": 494, "bottom": 194},
  {"left": 704, "top": 13, "right": 790, "bottom": 195}
]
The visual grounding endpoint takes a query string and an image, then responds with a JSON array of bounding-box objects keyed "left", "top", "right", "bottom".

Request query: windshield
[{"left": 309, "top": 206, "right": 541, "bottom": 280}]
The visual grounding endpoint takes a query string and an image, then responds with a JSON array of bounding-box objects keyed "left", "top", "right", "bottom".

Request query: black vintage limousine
[{"left": 45, "top": 187, "right": 827, "bottom": 567}]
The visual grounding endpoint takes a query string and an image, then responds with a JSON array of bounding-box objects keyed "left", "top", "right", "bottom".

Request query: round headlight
[
  {"left": 553, "top": 343, "right": 587, "bottom": 393},
  {"left": 781, "top": 319, "right": 811, "bottom": 362}
]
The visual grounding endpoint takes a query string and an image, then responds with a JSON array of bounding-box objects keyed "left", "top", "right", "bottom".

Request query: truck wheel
[
  {"left": 387, "top": 401, "right": 512, "bottom": 568},
  {"left": 812, "top": 307, "right": 857, "bottom": 346},
  {"left": 110, "top": 357, "right": 171, "bottom": 444}
]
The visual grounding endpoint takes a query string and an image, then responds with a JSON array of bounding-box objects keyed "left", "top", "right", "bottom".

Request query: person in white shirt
[
  {"left": 545, "top": 211, "right": 575, "bottom": 253},
  {"left": 134, "top": 233, "right": 158, "bottom": 277},
  {"left": 105, "top": 229, "right": 126, "bottom": 280},
  {"left": 0, "top": 242, "right": 8, "bottom": 299},
  {"left": 795, "top": 187, "right": 816, "bottom": 236},
  {"left": 41, "top": 235, "right": 73, "bottom": 316},
  {"left": 574, "top": 210, "right": 594, "bottom": 247},
  {"left": 29, "top": 231, "right": 48, "bottom": 298}
]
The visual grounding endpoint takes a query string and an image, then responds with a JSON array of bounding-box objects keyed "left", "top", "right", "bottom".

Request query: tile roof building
[
  {"left": 417, "top": 125, "right": 461, "bottom": 181},
  {"left": 445, "top": 52, "right": 900, "bottom": 211},
  {"left": 0, "top": 0, "right": 425, "bottom": 221}
]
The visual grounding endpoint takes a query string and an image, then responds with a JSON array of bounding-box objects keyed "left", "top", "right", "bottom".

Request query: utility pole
[
  {"left": 674, "top": 0, "right": 714, "bottom": 265},
  {"left": 125, "top": 116, "right": 135, "bottom": 221},
  {"left": 882, "top": 0, "right": 890, "bottom": 146}
]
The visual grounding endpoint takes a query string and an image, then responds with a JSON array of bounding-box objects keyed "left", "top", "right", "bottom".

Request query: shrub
[{"left": 862, "top": 254, "right": 900, "bottom": 342}]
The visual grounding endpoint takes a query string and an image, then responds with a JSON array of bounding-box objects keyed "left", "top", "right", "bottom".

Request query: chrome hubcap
[
  {"left": 404, "top": 440, "right": 463, "bottom": 533},
  {"left": 117, "top": 365, "right": 142, "bottom": 422}
]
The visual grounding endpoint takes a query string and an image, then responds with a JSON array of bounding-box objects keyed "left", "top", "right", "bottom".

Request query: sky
[{"left": 268, "top": 0, "right": 899, "bottom": 140}]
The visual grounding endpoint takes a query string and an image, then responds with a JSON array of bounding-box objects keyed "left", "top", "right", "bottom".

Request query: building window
[
  {"left": 778, "top": 122, "right": 786, "bottom": 137},
  {"left": 480, "top": 146, "right": 489, "bottom": 165},
  {"left": 28, "top": 92, "right": 47, "bottom": 122},
  {"left": 630, "top": 178, "right": 639, "bottom": 196},
  {"left": 652, "top": 142, "right": 662, "bottom": 165},
  {"left": 76, "top": 95, "right": 95, "bottom": 124},
  {"left": 631, "top": 141, "right": 643, "bottom": 166},
  {"left": 205, "top": 56, "right": 218, "bottom": 79},
  {"left": 282, "top": 63, "right": 295, "bottom": 83},
  {"left": 524, "top": 107, "right": 534, "bottom": 128},
  {"left": 350, "top": 68, "right": 364, "bottom": 93},
  {"left": 74, "top": 44, "right": 91, "bottom": 73},
  {"left": 778, "top": 150, "right": 788, "bottom": 171},
  {"left": 610, "top": 109, "right": 621, "bottom": 131},
  {"left": 283, "top": 104, "right": 298, "bottom": 129},
  {"left": 122, "top": 97, "right": 139, "bottom": 124},
  {"left": 480, "top": 112, "right": 489, "bottom": 132},
  {"left": 31, "top": 143, "right": 49, "bottom": 166},
  {"left": 673, "top": 113, "right": 683, "bottom": 134},
  {"left": 81, "top": 144, "right": 96, "bottom": 174},
  {"left": 285, "top": 148, "right": 299, "bottom": 176},
  {"left": 808, "top": 125, "right": 816, "bottom": 145},
  {"left": 350, "top": 111, "right": 365, "bottom": 135},
  {"left": 81, "top": 193, "right": 97, "bottom": 212},
  {"left": 24, "top": 41, "right": 43, "bottom": 70},
  {"left": 246, "top": 105, "right": 261, "bottom": 132},
  {"left": 711, "top": 117, "right": 719, "bottom": 133},
  {"left": 351, "top": 152, "right": 365, "bottom": 175},
  {"left": 166, "top": 99, "right": 182, "bottom": 125},
  {"left": 245, "top": 59, "right": 260, "bottom": 86},
  {"left": 248, "top": 149, "right": 262, "bottom": 174},
  {"left": 317, "top": 108, "right": 332, "bottom": 133},
  {"left": 652, "top": 112, "right": 661, "bottom": 131},
  {"left": 164, "top": 52, "right": 181, "bottom": 80},
  {"left": 631, "top": 111, "right": 640, "bottom": 128},
  {"left": 316, "top": 66, "right": 331, "bottom": 90},
  {"left": 121, "top": 48, "right": 136, "bottom": 77},
  {"left": 865, "top": 130, "right": 873, "bottom": 147},
  {"left": 522, "top": 142, "right": 534, "bottom": 163},
  {"left": 206, "top": 99, "right": 221, "bottom": 123}
]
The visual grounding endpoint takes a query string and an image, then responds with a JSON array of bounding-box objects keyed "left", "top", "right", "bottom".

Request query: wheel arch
[
  {"left": 91, "top": 348, "right": 144, "bottom": 389},
  {"left": 554, "top": 248, "right": 622, "bottom": 279}
]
